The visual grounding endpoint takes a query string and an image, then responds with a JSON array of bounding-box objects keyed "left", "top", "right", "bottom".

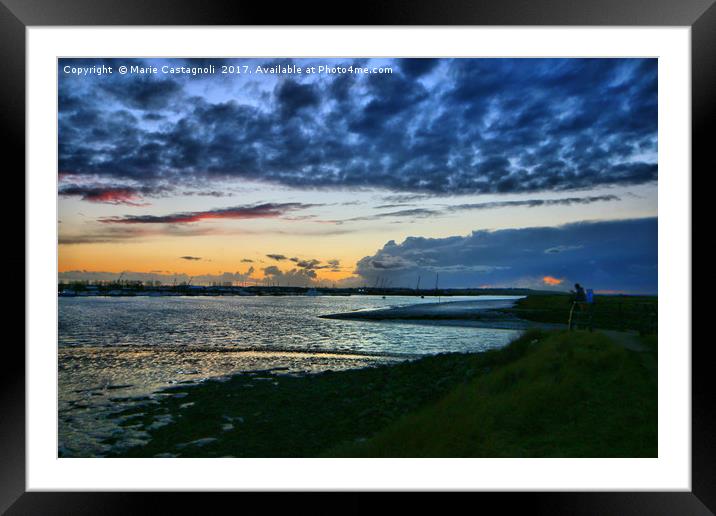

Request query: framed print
[{"left": 4, "top": 0, "right": 711, "bottom": 512}]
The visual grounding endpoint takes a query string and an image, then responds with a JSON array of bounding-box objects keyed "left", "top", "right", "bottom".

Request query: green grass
[
  {"left": 327, "top": 330, "right": 656, "bottom": 457},
  {"left": 109, "top": 329, "right": 656, "bottom": 458},
  {"left": 507, "top": 294, "right": 657, "bottom": 334}
]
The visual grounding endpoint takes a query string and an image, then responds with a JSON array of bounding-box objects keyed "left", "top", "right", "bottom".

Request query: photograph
[{"left": 57, "top": 57, "right": 658, "bottom": 459}]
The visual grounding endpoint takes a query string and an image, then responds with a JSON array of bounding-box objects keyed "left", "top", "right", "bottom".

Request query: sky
[{"left": 58, "top": 58, "right": 658, "bottom": 293}]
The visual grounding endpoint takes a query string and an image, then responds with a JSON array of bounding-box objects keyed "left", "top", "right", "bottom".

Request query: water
[{"left": 58, "top": 295, "right": 521, "bottom": 456}]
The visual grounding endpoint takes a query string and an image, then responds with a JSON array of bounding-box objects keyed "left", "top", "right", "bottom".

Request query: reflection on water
[{"left": 59, "top": 295, "right": 521, "bottom": 456}]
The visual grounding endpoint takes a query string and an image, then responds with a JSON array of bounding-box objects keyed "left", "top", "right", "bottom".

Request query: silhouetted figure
[
  {"left": 574, "top": 283, "right": 586, "bottom": 302},
  {"left": 569, "top": 283, "right": 593, "bottom": 331}
]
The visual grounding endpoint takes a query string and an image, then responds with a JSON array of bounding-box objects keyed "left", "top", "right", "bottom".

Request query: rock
[
  {"left": 147, "top": 414, "right": 174, "bottom": 430},
  {"left": 106, "top": 384, "right": 133, "bottom": 390},
  {"left": 176, "top": 437, "right": 218, "bottom": 449}
]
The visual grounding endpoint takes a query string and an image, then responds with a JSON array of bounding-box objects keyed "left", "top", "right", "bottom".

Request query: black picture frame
[{"left": 3, "top": 0, "right": 709, "bottom": 513}]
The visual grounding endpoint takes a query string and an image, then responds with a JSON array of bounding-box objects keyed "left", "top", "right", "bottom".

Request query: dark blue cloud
[
  {"left": 399, "top": 58, "right": 440, "bottom": 78},
  {"left": 353, "top": 218, "right": 658, "bottom": 294},
  {"left": 276, "top": 79, "right": 320, "bottom": 118},
  {"left": 101, "top": 77, "right": 183, "bottom": 110},
  {"left": 59, "top": 183, "right": 169, "bottom": 204},
  {"left": 58, "top": 58, "right": 657, "bottom": 196},
  {"left": 99, "top": 203, "right": 318, "bottom": 224},
  {"left": 336, "top": 195, "right": 620, "bottom": 224}
]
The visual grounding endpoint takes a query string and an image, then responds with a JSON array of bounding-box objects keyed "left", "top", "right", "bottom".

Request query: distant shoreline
[{"left": 58, "top": 285, "right": 564, "bottom": 298}]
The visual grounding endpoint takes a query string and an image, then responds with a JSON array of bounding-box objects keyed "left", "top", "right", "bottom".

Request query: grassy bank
[
  {"left": 506, "top": 294, "right": 657, "bottom": 334},
  {"left": 111, "top": 328, "right": 656, "bottom": 458},
  {"left": 328, "top": 330, "right": 656, "bottom": 457}
]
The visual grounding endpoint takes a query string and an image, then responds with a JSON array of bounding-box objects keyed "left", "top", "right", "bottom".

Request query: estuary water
[{"left": 58, "top": 295, "right": 521, "bottom": 456}]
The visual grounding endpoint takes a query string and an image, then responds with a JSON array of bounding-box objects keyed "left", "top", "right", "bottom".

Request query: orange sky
[{"left": 58, "top": 181, "right": 659, "bottom": 286}]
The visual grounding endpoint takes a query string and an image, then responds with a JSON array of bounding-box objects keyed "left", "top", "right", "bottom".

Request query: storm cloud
[
  {"left": 352, "top": 217, "right": 657, "bottom": 294},
  {"left": 59, "top": 58, "right": 657, "bottom": 197}
]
